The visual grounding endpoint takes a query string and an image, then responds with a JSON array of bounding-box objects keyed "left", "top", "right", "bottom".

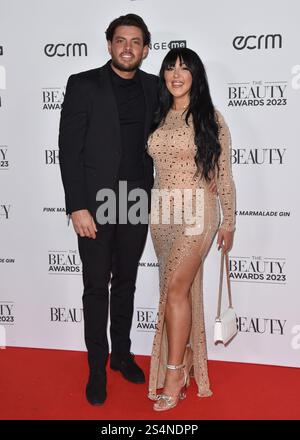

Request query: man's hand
[
  {"left": 71, "top": 209, "right": 97, "bottom": 239},
  {"left": 208, "top": 178, "right": 217, "bottom": 195},
  {"left": 217, "top": 228, "right": 234, "bottom": 253}
]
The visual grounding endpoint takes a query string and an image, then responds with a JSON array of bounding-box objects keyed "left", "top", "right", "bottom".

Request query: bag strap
[{"left": 216, "top": 250, "right": 233, "bottom": 319}]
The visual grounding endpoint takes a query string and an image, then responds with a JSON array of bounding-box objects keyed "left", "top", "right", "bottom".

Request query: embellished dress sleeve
[{"left": 215, "top": 111, "right": 236, "bottom": 232}]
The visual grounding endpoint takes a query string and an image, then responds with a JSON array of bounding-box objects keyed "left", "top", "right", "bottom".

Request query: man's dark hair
[{"left": 105, "top": 13, "right": 151, "bottom": 46}]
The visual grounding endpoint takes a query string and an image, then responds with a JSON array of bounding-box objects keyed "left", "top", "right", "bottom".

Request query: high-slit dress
[{"left": 147, "top": 109, "right": 236, "bottom": 400}]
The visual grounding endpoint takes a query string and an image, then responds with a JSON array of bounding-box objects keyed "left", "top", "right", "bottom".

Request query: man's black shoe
[
  {"left": 86, "top": 370, "right": 107, "bottom": 405},
  {"left": 110, "top": 353, "right": 145, "bottom": 384}
]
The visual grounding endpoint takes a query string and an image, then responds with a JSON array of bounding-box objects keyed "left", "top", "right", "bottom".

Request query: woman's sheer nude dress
[{"left": 147, "top": 109, "right": 236, "bottom": 400}]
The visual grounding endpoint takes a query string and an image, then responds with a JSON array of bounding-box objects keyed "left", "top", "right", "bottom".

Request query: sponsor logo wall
[{"left": 0, "top": 0, "right": 299, "bottom": 367}]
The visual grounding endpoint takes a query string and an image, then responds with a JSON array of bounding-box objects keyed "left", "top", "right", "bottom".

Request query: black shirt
[{"left": 109, "top": 65, "right": 146, "bottom": 181}]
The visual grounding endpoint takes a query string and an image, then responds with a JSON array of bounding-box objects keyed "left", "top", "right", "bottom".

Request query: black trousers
[{"left": 78, "top": 179, "right": 148, "bottom": 372}]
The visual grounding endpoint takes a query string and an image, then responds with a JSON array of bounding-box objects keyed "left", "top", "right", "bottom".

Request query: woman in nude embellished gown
[{"left": 147, "top": 48, "right": 236, "bottom": 411}]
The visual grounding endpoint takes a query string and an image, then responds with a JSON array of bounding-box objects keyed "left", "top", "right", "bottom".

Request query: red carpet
[{"left": 0, "top": 347, "right": 299, "bottom": 420}]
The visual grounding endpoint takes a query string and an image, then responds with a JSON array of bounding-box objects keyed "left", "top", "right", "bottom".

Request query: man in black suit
[{"left": 59, "top": 14, "right": 158, "bottom": 405}]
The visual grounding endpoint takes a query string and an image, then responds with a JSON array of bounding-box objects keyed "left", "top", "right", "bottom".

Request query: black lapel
[
  {"left": 97, "top": 62, "right": 121, "bottom": 153},
  {"left": 139, "top": 69, "right": 151, "bottom": 147}
]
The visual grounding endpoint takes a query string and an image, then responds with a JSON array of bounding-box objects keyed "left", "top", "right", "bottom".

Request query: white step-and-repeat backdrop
[{"left": 1, "top": 0, "right": 299, "bottom": 367}]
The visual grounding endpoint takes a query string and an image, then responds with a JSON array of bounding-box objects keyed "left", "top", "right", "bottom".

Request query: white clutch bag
[{"left": 214, "top": 250, "right": 238, "bottom": 345}]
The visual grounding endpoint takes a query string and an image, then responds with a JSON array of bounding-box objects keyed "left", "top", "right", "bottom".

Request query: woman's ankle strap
[{"left": 166, "top": 363, "right": 185, "bottom": 370}]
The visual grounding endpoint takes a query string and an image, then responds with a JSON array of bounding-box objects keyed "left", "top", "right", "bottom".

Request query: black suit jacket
[{"left": 59, "top": 61, "right": 158, "bottom": 215}]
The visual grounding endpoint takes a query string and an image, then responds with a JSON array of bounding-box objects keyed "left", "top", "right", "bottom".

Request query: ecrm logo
[
  {"left": 44, "top": 43, "right": 88, "bottom": 57},
  {"left": 233, "top": 34, "right": 282, "bottom": 50}
]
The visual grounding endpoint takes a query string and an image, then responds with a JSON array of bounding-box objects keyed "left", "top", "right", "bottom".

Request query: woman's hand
[{"left": 217, "top": 228, "right": 234, "bottom": 253}]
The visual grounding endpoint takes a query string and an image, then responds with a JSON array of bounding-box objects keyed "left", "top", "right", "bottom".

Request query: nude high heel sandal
[{"left": 153, "top": 363, "right": 188, "bottom": 412}]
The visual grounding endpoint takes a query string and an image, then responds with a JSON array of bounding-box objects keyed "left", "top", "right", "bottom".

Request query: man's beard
[{"left": 111, "top": 57, "right": 141, "bottom": 72}]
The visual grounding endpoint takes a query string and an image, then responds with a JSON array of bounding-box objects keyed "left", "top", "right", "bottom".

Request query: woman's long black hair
[{"left": 151, "top": 48, "right": 221, "bottom": 181}]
